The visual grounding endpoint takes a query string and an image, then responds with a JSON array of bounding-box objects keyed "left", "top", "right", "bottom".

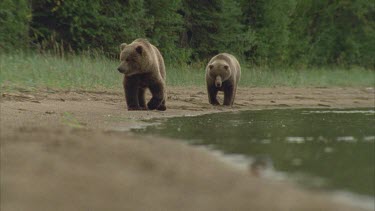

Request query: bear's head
[
  {"left": 117, "top": 42, "right": 149, "bottom": 76},
  {"left": 207, "top": 60, "right": 232, "bottom": 88}
]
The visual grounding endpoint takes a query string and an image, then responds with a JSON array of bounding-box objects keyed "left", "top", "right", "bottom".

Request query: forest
[{"left": 0, "top": 0, "right": 374, "bottom": 68}]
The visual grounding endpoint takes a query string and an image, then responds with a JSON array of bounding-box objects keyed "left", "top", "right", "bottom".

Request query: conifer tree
[{"left": 144, "top": 0, "right": 184, "bottom": 62}]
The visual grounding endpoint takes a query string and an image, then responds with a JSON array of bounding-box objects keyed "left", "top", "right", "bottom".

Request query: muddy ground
[{"left": 1, "top": 87, "right": 374, "bottom": 211}]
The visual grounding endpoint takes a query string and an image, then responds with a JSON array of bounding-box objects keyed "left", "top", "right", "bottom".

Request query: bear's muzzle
[{"left": 215, "top": 76, "right": 222, "bottom": 88}]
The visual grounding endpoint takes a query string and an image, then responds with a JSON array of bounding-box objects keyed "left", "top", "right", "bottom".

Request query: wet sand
[{"left": 1, "top": 86, "right": 374, "bottom": 211}]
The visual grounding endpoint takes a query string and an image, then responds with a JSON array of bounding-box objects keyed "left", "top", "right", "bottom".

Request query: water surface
[{"left": 134, "top": 108, "right": 375, "bottom": 196}]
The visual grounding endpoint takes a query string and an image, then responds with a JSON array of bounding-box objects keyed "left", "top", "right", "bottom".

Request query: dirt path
[{"left": 1, "top": 87, "right": 374, "bottom": 211}]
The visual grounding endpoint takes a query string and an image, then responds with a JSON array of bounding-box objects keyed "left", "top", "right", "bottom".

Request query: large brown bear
[
  {"left": 117, "top": 38, "right": 166, "bottom": 111},
  {"left": 205, "top": 53, "right": 241, "bottom": 106}
]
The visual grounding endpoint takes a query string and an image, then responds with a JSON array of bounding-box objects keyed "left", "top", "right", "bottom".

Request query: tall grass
[
  {"left": 0, "top": 51, "right": 121, "bottom": 90},
  {"left": 239, "top": 66, "right": 375, "bottom": 87},
  {"left": 0, "top": 52, "right": 374, "bottom": 91},
  {"left": 168, "top": 65, "right": 375, "bottom": 87}
]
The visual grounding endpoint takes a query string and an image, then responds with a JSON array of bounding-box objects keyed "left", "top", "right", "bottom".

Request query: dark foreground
[{"left": 1, "top": 87, "right": 374, "bottom": 211}]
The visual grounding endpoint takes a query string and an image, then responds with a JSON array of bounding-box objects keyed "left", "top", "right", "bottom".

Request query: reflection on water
[{"left": 134, "top": 108, "right": 375, "bottom": 196}]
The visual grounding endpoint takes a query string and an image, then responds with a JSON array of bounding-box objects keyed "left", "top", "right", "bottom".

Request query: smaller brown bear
[
  {"left": 117, "top": 38, "right": 166, "bottom": 111},
  {"left": 205, "top": 53, "right": 241, "bottom": 106}
]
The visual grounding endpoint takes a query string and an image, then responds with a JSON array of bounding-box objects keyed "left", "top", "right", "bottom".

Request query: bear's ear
[
  {"left": 120, "top": 43, "right": 127, "bottom": 51},
  {"left": 208, "top": 64, "right": 214, "bottom": 69},
  {"left": 135, "top": 45, "right": 143, "bottom": 55},
  {"left": 224, "top": 65, "right": 229, "bottom": 70}
]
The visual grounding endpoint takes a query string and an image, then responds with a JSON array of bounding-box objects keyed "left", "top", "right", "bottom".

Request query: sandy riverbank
[{"left": 1, "top": 86, "right": 374, "bottom": 210}]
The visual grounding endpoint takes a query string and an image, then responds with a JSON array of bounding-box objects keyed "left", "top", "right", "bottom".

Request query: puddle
[{"left": 133, "top": 108, "right": 375, "bottom": 199}]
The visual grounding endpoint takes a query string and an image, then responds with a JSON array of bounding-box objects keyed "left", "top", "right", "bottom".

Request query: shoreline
[
  {"left": 1, "top": 87, "right": 374, "bottom": 211},
  {"left": 193, "top": 143, "right": 375, "bottom": 211},
  {"left": 125, "top": 108, "right": 375, "bottom": 211}
]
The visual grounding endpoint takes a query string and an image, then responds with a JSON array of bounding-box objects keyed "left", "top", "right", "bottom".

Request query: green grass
[
  {"left": 0, "top": 52, "right": 374, "bottom": 91},
  {"left": 0, "top": 51, "right": 122, "bottom": 90},
  {"left": 168, "top": 66, "right": 375, "bottom": 87},
  {"left": 61, "top": 112, "right": 85, "bottom": 128}
]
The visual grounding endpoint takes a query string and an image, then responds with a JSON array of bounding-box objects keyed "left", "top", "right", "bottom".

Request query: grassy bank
[{"left": 0, "top": 52, "right": 374, "bottom": 91}]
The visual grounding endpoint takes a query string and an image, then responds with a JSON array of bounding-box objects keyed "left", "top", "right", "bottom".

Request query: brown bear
[
  {"left": 205, "top": 53, "right": 241, "bottom": 106},
  {"left": 117, "top": 38, "right": 166, "bottom": 111}
]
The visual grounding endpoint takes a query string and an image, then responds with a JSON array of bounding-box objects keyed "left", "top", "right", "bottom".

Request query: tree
[
  {"left": 181, "top": 0, "right": 250, "bottom": 61},
  {"left": 216, "top": 0, "right": 254, "bottom": 58},
  {"left": 30, "top": 0, "right": 149, "bottom": 56},
  {"left": 289, "top": 0, "right": 375, "bottom": 67},
  {"left": 181, "top": 0, "right": 222, "bottom": 60},
  {"left": 240, "top": 0, "right": 296, "bottom": 65},
  {"left": 0, "top": 0, "right": 31, "bottom": 51},
  {"left": 144, "top": 0, "right": 184, "bottom": 63}
]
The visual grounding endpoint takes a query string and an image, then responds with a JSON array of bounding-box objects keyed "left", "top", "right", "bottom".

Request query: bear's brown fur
[
  {"left": 205, "top": 53, "right": 241, "bottom": 106},
  {"left": 117, "top": 38, "right": 166, "bottom": 111}
]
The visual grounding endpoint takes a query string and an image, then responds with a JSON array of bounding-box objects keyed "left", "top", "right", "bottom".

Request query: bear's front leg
[
  {"left": 138, "top": 88, "right": 148, "bottom": 110},
  {"left": 207, "top": 85, "right": 220, "bottom": 105},
  {"left": 147, "top": 83, "right": 165, "bottom": 110},
  {"left": 223, "top": 85, "right": 234, "bottom": 106},
  {"left": 157, "top": 99, "right": 166, "bottom": 111},
  {"left": 124, "top": 76, "right": 140, "bottom": 110}
]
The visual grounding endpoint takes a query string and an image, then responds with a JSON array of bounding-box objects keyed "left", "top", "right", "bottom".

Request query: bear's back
[
  {"left": 151, "top": 45, "right": 166, "bottom": 80},
  {"left": 133, "top": 39, "right": 166, "bottom": 80}
]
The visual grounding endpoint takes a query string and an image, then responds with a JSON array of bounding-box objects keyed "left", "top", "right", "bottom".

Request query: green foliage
[
  {"left": 180, "top": 0, "right": 253, "bottom": 61},
  {"left": 181, "top": 0, "right": 222, "bottom": 59},
  {"left": 144, "top": 0, "right": 186, "bottom": 63},
  {"left": 0, "top": 0, "right": 374, "bottom": 68},
  {"left": 239, "top": 0, "right": 296, "bottom": 65},
  {"left": 257, "top": 0, "right": 296, "bottom": 64},
  {"left": 0, "top": 0, "right": 31, "bottom": 51},
  {"left": 216, "top": 0, "right": 253, "bottom": 57},
  {"left": 30, "top": 0, "right": 148, "bottom": 56},
  {"left": 290, "top": 0, "right": 375, "bottom": 68}
]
